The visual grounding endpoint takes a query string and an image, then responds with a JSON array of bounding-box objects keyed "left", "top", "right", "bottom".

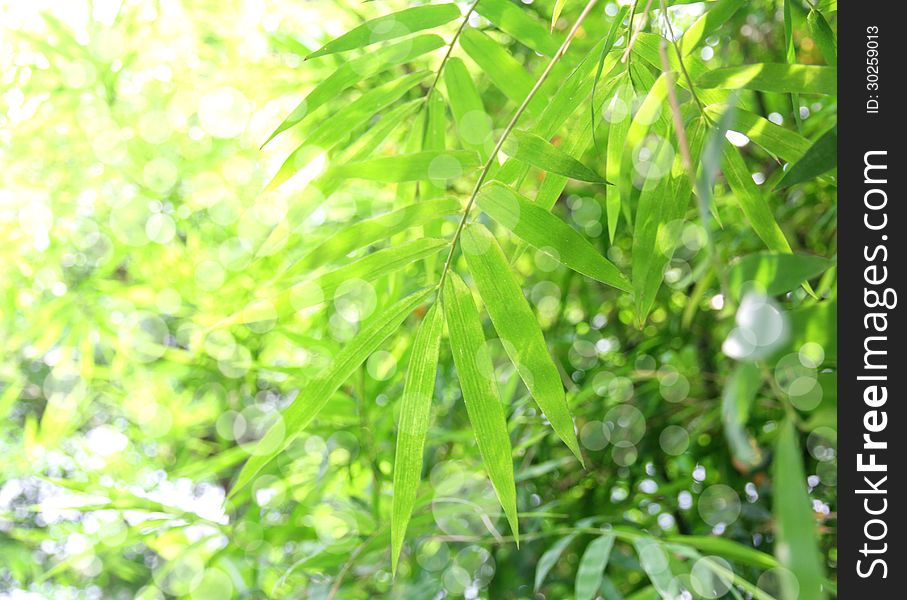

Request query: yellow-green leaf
[
  {"left": 504, "top": 130, "right": 606, "bottom": 183},
  {"left": 697, "top": 63, "right": 836, "bottom": 95}
]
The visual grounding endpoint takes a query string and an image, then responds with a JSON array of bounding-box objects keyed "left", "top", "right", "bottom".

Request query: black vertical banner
[{"left": 839, "top": 1, "right": 902, "bottom": 596}]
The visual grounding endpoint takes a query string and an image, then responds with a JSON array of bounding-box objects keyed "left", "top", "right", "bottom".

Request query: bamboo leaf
[
  {"left": 808, "top": 9, "right": 837, "bottom": 66},
  {"left": 705, "top": 105, "right": 810, "bottom": 162},
  {"left": 460, "top": 27, "right": 544, "bottom": 115},
  {"left": 391, "top": 303, "right": 443, "bottom": 575},
  {"left": 722, "top": 143, "right": 792, "bottom": 253},
  {"left": 266, "top": 71, "right": 431, "bottom": 190},
  {"left": 535, "top": 533, "right": 577, "bottom": 591},
  {"left": 721, "top": 362, "right": 763, "bottom": 470},
  {"left": 697, "top": 64, "right": 836, "bottom": 95},
  {"left": 462, "top": 223, "right": 582, "bottom": 461},
  {"left": 605, "top": 77, "right": 633, "bottom": 241},
  {"left": 773, "top": 419, "right": 828, "bottom": 600},
  {"left": 633, "top": 537, "right": 674, "bottom": 597},
  {"left": 229, "top": 288, "right": 434, "bottom": 498},
  {"left": 575, "top": 534, "right": 615, "bottom": 600},
  {"left": 504, "top": 130, "right": 606, "bottom": 183},
  {"left": 775, "top": 127, "right": 836, "bottom": 190},
  {"left": 550, "top": 0, "right": 567, "bottom": 33},
  {"left": 444, "top": 57, "right": 490, "bottom": 159},
  {"left": 679, "top": 0, "right": 745, "bottom": 55},
  {"left": 476, "top": 182, "right": 631, "bottom": 292},
  {"left": 727, "top": 252, "right": 833, "bottom": 300},
  {"left": 289, "top": 198, "right": 461, "bottom": 274},
  {"left": 477, "top": 0, "right": 561, "bottom": 55},
  {"left": 327, "top": 150, "right": 482, "bottom": 183},
  {"left": 307, "top": 4, "right": 461, "bottom": 59},
  {"left": 263, "top": 35, "right": 444, "bottom": 145},
  {"left": 443, "top": 272, "right": 519, "bottom": 542}
]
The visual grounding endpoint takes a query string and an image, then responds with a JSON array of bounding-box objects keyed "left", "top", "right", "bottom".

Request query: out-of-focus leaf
[
  {"left": 290, "top": 198, "right": 460, "bottom": 274},
  {"left": 263, "top": 35, "right": 444, "bottom": 145},
  {"left": 721, "top": 362, "right": 763, "bottom": 470},
  {"left": 535, "top": 533, "right": 577, "bottom": 591},
  {"left": 391, "top": 303, "right": 443, "bottom": 575},
  {"left": 476, "top": 182, "right": 631, "bottom": 292},
  {"left": 722, "top": 144, "right": 792, "bottom": 253},
  {"left": 727, "top": 252, "right": 833, "bottom": 299},
  {"left": 477, "top": 0, "right": 561, "bottom": 55},
  {"left": 327, "top": 150, "right": 482, "bottom": 182},
  {"left": 462, "top": 223, "right": 582, "bottom": 461},
  {"left": 229, "top": 287, "right": 434, "bottom": 497},
  {"left": 504, "top": 130, "right": 606, "bottom": 183},
  {"left": 551, "top": 0, "right": 567, "bottom": 33},
  {"left": 808, "top": 9, "right": 837, "bottom": 66},
  {"left": 665, "top": 535, "right": 780, "bottom": 570},
  {"left": 775, "top": 127, "right": 837, "bottom": 189},
  {"left": 443, "top": 272, "right": 519, "bottom": 542},
  {"left": 575, "top": 534, "right": 615, "bottom": 600},
  {"left": 459, "top": 28, "right": 544, "bottom": 115},
  {"left": 605, "top": 77, "right": 633, "bottom": 241},
  {"left": 633, "top": 538, "right": 674, "bottom": 597},
  {"left": 697, "top": 63, "right": 836, "bottom": 95},
  {"left": 307, "top": 4, "right": 461, "bottom": 59},
  {"left": 773, "top": 419, "right": 828, "bottom": 600}
]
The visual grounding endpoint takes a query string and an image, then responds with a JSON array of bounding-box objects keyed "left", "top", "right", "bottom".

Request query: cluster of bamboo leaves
[{"left": 223, "top": 0, "right": 837, "bottom": 597}]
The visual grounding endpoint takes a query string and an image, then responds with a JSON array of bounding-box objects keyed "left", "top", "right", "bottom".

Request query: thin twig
[
  {"left": 621, "top": 0, "right": 654, "bottom": 64},
  {"left": 424, "top": 0, "right": 480, "bottom": 102},
  {"left": 437, "top": 0, "right": 600, "bottom": 291}
]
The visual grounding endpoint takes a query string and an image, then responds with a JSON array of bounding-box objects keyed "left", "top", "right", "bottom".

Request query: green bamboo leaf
[
  {"left": 679, "top": 0, "right": 745, "bottom": 55},
  {"left": 775, "top": 127, "right": 836, "bottom": 190},
  {"left": 722, "top": 143, "right": 792, "bottom": 254},
  {"left": 705, "top": 105, "right": 810, "bottom": 162},
  {"left": 443, "top": 272, "right": 519, "bottom": 542},
  {"left": 535, "top": 533, "right": 577, "bottom": 591},
  {"left": 263, "top": 35, "right": 444, "bottom": 146},
  {"left": 664, "top": 535, "right": 780, "bottom": 570},
  {"left": 459, "top": 27, "right": 545, "bottom": 115},
  {"left": 575, "top": 534, "right": 615, "bottom": 600},
  {"left": 228, "top": 287, "right": 434, "bottom": 498},
  {"left": 773, "top": 419, "right": 828, "bottom": 600},
  {"left": 266, "top": 71, "right": 430, "bottom": 191},
  {"left": 504, "top": 130, "right": 606, "bottom": 183},
  {"left": 327, "top": 150, "right": 482, "bottom": 183},
  {"left": 808, "top": 9, "right": 837, "bottom": 66},
  {"left": 462, "top": 223, "right": 582, "bottom": 461},
  {"left": 550, "top": 0, "right": 567, "bottom": 33},
  {"left": 721, "top": 362, "right": 763, "bottom": 470},
  {"left": 605, "top": 77, "right": 633, "bottom": 241},
  {"left": 444, "top": 57, "right": 490, "bottom": 159},
  {"left": 307, "top": 4, "right": 461, "bottom": 59},
  {"left": 727, "top": 252, "right": 833, "bottom": 300},
  {"left": 633, "top": 537, "right": 674, "bottom": 597},
  {"left": 477, "top": 0, "right": 561, "bottom": 55},
  {"left": 391, "top": 303, "right": 443, "bottom": 575},
  {"left": 476, "top": 182, "right": 631, "bottom": 292},
  {"left": 289, "top": 198, "right": 461, "bottom": 275},
  {"left": 697, "top": 63, "right": 836, "bottom": 95}
]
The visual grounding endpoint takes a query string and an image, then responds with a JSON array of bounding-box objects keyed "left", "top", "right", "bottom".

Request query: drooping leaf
[
  {"left": 327, "top": 150, "right": 482, "bottom": 182},
  {"left": 391, "top": 303, "right": 443, "bottom": 575},
  {"left": 535, "top": 533, "right": 577, "bottom": 591},
  {"left": 727, "top": 252, "right": 833, "bottom": 299},
  {"left": 477, "top": 0, "right": 561, "bottom": 55},
  {"left": 443, "top": 272, "right": 519, "bottom": 542},
  {"left": 775, "top": 127, "right": 837, "bottom": 189},
  {"left": 605, "top": 76, "right": 633, "bottom": 241},
  {"left": 229, "top": 287, "right": 434, "bottom": 497},
  {"left": 444, "top": 57, "right": 490, "bottom": 159},
  {"left": 504, "top": 130, "right": 606, "bottom": 183},
  {"left": 721, "top": 362, "right": 763, "bottom": 470},
  {"left": 307, "top": 4, "right": 461, "bottom": 59},
  {"left": 575, "top": 534, "right": 615, "bottom": 600},
  {"left": 266, "top": 71, "right": 431, "bottom": 190},
  {"left": 722, "top": 143, "right": 792, "bottom": 254},
  {"left": 773, "top": 419, "right": 828, "bottom": 600},
  {"left": 462, "top": 223, "right": 582, "bottom": 461},
  {"left": 697, "top": 63, "right": 836, "bottom": 95},
  {"left": 263, "top": 35, "right": 444, "bottom": 145},
  {"left": 705, "top": 105, "right": 810, "bottom": 162},
  {"left": 633, "top": 537, "right": 674, "bottom": 597},
  {"left": 289, "top": 198, "right": 461, "bottom": 274},
  {"left": 808, "top": 9, "right": 837, "bottom": 66},
  {"left": 459, "top": 27, "right": 544, "bottom": 115},
  {"left": 476, "top": 182, "right": 631, "bottom": 292}
]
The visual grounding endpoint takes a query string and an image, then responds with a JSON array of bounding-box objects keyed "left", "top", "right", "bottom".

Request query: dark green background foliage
[{"left": 0, "top": 0, "right": 837, "bottom": 598}]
